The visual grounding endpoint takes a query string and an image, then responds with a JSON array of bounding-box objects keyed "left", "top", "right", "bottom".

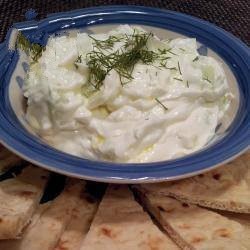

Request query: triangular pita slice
[
  {"left": 139, "top": 153, "right": 250, "bottom": 213},
  {"left": 134, "top": 186, "right": 250, "bottom": 250},
  {"left": 0, "top": 147, "right": 24, "bottom": 174},
  {"left": 0, "top": 165, "right": 49, "bottom": 239},
  {"left": 0, "top": 202, "right": 52, "bottom": 249},
  {"left": 54, "top": 185, "right": 99, "bottom": 250},
  {"left": 0, "top": 179, "right": 84, "bottom": 250},
  {"left": 80, "top": 185, "right": 179, "bottom": 250}
]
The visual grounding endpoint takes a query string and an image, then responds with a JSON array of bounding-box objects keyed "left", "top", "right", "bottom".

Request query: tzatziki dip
[{"left": 21, "top": 25, "right": 234, "bottom": 163}]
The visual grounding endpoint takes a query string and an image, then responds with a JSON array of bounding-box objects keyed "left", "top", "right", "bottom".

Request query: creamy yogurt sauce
[{"left": 23, "top": 25, "right": 234, "bottom": 163}]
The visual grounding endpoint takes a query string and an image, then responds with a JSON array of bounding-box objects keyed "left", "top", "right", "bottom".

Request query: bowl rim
[{"left": 0, "top": 5, "right": 249, "bottom": 183}]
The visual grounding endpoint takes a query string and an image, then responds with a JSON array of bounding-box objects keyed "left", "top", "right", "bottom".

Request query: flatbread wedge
[
  {"left": 0, "top": 202, "right": 52, "bottom": 250},
  {"left": 0, "top": 179, "right": 84, "bottom": 250},
  {"left": 133, "top": 186, "right": 250, "bottom": 250},
  {"left": 0, "top": 165, "right": 49, "bottom": 239},
  {"left": 80, "top": 185, "right": 179, "bottom": 250},
  {"left": 54, "top": 185, "right": 99, "bottom": 250},
  {"left": 139, "top": 153, "right": 250, "bottom": 213}
]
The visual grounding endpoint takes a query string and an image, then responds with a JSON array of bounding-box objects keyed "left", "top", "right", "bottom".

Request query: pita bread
[
  {"left": 0, "top": 202, "right": 52, "bottom": 249},
  {"left": 134, "top": 186, "right": 250, "bottom": 250},
  {"left": 0, "top": 165, "right": 49, "bottom": 239},
  {"left": 139, "top": 153, "right": 250, "bottom": 213},
  {"left": 80, "top": 185, "right": 179, "bottom": 250},
  {"left": 54, "top": 186, "right": 99, "bottom": 250},
  {"left": 0, "top": 150, "right": 24, "bottom": 174},
  {"left": 0, "top": 179, "right": 84, "bottom": 250}
]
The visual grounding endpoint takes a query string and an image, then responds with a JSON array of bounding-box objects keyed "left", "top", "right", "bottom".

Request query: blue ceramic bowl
[{"left": 0, "top": 6, "right": 249, "bottom": 183}]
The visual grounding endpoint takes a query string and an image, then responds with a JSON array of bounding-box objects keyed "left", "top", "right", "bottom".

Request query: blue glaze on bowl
[{"left": 0, "top": 6, "right": 249, "bottom": 183}]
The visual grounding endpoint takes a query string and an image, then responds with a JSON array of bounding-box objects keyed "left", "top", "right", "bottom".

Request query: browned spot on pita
[
  {"left": 230, "top": 201, "right": 236, "bottom": 207},
  {"left": 213, "top": 173, "right": 221, "bottom": 180},
  {"left": 100, "top": 227, "right": 113, "bottom": 238},
  {"left": 65, "top": 208, "right": 72, "bottom": 216},
  {"left": 148, "top": 236, "right": 164, "bottom": 250},
  {"left": 71, "top": 214, "right": 78, "bottom": 219},
  {"left": 178, "top": 223, "right": 191, "bottom": 229},
  {"left": 20, "top": 191, "right": 35, "bottom": 196},
  {"left": 198, "top": 174, "right": 204, "bottom": 178},
  {"left": 191, "top": 236, "right": 205, "bottom": 244},
  {"left": 0, "top": 218, "right": 3, "bottom": 223},
  {"left": 41, "top": 175, "right": 48, "bottom": 180},
  {"left": 182, "top": 203, "right": 189, "bottom": 208},
  {"left": 72, "top": 207, "right": 79, "bottom": 213},
  {"left": 56, "top": 239, "right": 69, "bottom": 250},
  {"left": 215, "top": 228, "right": 231, "bottom": 238}
]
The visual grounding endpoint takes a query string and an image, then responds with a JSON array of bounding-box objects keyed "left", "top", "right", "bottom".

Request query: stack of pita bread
[{"left": 0, "top": 144, "right": 249, "bottom": 249}]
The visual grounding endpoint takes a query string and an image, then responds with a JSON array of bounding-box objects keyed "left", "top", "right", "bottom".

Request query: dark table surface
[{"left": 0, "top": 0, "right": 249, "bottom": 46}]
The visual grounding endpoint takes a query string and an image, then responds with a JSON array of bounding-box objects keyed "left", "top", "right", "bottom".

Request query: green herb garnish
[
  {"left": 158, "top": 48, "right": 177, "bottom": 56},
  {"left": 173, "top": 77, "right": 183, "bottom": 82},
  {"left": 79, "top": 30, "right": 178, "bottom": 96},
  {"left": 165, "top": 66, "right": 177, "bottom": 70},
  {"left": 16, "top": 32, "right": 45, "bottom": 62},
  {"left": 88, "top": 35, "right": 123, "bottom": 50},
  {"left": 74, "top": 55, "right": 82, "bottom": 69},
  {"left": 177, "top": 61, "right": 182, "bottom": 75},
  {"left": 203, "top": 76, "right": 212, "bottom": 83},
  {"left": 155, "top": 98, "right": 168, "bottom": 111},
  {"left": 192, "top": 56, "right": 199, "bottom": 62},
  {"left": 86, "top": 31, "right": 158, "bottom": 89},
  {"left": 76, "top": 55, "right": 82, "bottom": 63},
  {"left": 186, "top": 80, "right": 189, "bottom": 88}
]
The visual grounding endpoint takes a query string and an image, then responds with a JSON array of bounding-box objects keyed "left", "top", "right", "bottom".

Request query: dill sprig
[
  {"left": 86, "top": 51, "right": 109, "bottom": 89},
  {"left": 192, "top": 56, "right": 199, "bottom": 62},
  {"left": 80, "top": 30, "right": 179, "bottom": 95},
  {"left": 89, "top": 35, "right": 123, "bottom": 50},
  {"left": 177, "top": 61, "right": 182, "bottom": 75},
  {"left": 85, "top": 31, "right": 159, "bottom": 89},
  {"left": 158, "top": 48, "right": 177, "bottom": 56},
  {"left": 74, "top": 55, "right": 82, "bottom": 69},
  {"left": 16, "top": 32, "right": 45, "bottom": 62},
  {"left": 173, "top": 77, "right": 183, "bottom": 82},
  {"left": 203, "top": 76, "right": 212, "bottom": 84},
  {"left": 155, "top": 98, "right": 168, "bottom": 111},
  {"left": 163, "top": 66, "right": 177, "bottom": 70},
  {"left": 75, "top": 55, "right": 82, "bottom": 63}
]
